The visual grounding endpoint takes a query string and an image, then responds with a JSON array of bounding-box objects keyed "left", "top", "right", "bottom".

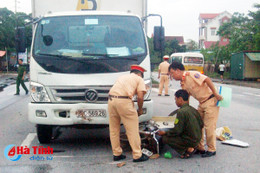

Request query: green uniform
[
  {"left": 162, "top": 103, "right": 203, "bottom": 155},
  {"left": 16, "top": 65, "right": 28, "bottom": 94}
]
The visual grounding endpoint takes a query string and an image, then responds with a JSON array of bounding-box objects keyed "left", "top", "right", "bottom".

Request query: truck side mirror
[
  {"left": 153, "top": 26, "right": 165, "bottom": 51},
  {"left": 15, "top": 27, "right": 26, "bottom": 53}
]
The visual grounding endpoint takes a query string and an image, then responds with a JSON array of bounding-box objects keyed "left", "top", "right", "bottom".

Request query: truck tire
[{"left": 37, "top": 125, "right": 53, "bottom": 144}]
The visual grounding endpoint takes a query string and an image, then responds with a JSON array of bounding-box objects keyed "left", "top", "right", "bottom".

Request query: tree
[
  {"left": 148, "top": 37, "right": 186, "bottom": 63},
  {"left": 164, "top": 39, "right": 186, "bottom": 56},
  {"left": 186, "top": 39, "right": 199, "bottom": 51},
  {"left": 0, "top": 8, "right": 16, "bottom": 50},
  {"left": 0, "top": 8, "right": 32, "bottom": 52},
  {"left": 201, "top": 3, "right": 260, "bottom": 69},
  {"left": 218, "top": 3, "right": 260, "bottom": 52},
  {"left": 248, "top": 3, "right": 260, "bottom": 50},
  {"left": 148, "top": 37, "right": 161, "bottom": 64}
]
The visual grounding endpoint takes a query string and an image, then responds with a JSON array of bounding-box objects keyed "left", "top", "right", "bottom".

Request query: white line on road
[
  {"left": 108, "top": 159, "right": 132, "bottom": 165},
  {"left": 171, "top": 88, "right": 177, "bottom": 92},
  {"left": 242, "top": 92, "right": 260, "bottom": 97},
  {"left": 21, "top": 133, "right": 37, "bottom": 147},
  {"left": 54, "top": 155, "right": 132, "bottom": 165},
  {"left": 152, "top": 88, "right": 159, "bottom": 92},
  {"left": 152, "top": 88, "right": 177, "bottom": 93},
  {"left": 54, "top": 155, "right": 112, "bottom": 158}
]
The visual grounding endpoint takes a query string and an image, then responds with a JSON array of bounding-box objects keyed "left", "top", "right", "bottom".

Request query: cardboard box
[{"left": 152, "top": 116, "right": 175, "bottom": 129}]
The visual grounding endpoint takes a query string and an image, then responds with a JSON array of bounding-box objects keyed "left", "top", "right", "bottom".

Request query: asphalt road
[{"left": 0, "top": 79, "right": 260, "bottom": 173}]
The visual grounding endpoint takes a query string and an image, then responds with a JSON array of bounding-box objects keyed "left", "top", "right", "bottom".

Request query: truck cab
[{"left": 27, "top": 11, "right": 153, "bottom": 143}]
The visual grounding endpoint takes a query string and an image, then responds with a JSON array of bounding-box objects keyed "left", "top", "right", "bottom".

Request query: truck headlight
[
  {"left": 30, "top": 82, "right": 51, "bottom": 102},
  {"left": 133, "top": 79, "right": 152, "bottom": 101},
  {"left": 144, "top": 79, "right": 152, "bottom": 100}
]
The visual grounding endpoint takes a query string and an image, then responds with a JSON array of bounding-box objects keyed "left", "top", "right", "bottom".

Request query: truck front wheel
[{"left": 36, "top": 125, "right": 53, "bottom": 144}]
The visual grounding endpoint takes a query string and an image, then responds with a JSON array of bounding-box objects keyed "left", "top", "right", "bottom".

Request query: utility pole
[
  {"left": 15, "top": 0, "right": 17, "bottom": 13},
  {"left": 5, "top": 47, "right": 8, "bottom": 73}
]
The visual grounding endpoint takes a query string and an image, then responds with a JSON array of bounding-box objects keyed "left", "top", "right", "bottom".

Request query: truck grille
[{"left": 49, "top": 86, "right": 112, "bottom": 103}]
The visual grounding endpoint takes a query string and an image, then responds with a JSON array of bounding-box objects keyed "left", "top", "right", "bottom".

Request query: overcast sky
[{"left": 1, "top": 0, "right": 258, "bottom": 42}]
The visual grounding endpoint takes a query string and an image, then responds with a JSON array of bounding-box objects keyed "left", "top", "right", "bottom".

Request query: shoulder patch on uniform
[
  {"left": 194, "top": 73, "right": 200, "bottom": 79},
  {"left": 174, "top": 118, "right": 179, "bottom": 125}
]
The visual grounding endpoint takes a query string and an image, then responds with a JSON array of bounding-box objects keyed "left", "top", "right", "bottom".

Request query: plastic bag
[{"left": 216, "top": 126, "right": 232, "bottom": 141}]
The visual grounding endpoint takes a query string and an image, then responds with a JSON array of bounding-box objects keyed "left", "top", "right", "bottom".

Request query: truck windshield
[{"left": 33, "top": 15, "right": 147, "bottom": 74}]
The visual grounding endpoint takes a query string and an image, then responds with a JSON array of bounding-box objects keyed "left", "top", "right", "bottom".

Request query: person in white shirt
[{"left": 218, "top": 62, "right": 225, "bottom": 82}]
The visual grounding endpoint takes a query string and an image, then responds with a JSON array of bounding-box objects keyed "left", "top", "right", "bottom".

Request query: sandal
[
  {"left": 180, "top": 153, "right": 190, "bottom": 159},
  {"left": 180, "top": 149, "right": 197, "bottom": 159}
]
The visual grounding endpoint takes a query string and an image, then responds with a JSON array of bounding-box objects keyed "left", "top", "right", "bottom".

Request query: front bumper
[{"left": 28, "top": 100, "right": 153, "bottom": 125}]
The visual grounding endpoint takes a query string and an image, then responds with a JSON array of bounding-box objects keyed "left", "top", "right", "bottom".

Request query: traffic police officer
[
  {"left": 168, "top": 62, "right": 223, "bottom": 157},
  {"left": 158, "top": 89, "right": 203, "bottom": 158},
  {"left": 108, "top": 65, "right": 149, "bottom": 162},
  {"left": 158, "top": 55, "right": 170, "bottom": 96},
  {"left": 14, "top": 59, "right": 28, "bottom": 95}
]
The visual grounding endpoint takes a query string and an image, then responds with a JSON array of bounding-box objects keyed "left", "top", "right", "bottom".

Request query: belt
[
  {"left": 109, "top": 95, "right": 130, "bottom": 100},
  {"left": 161, "top": 73, "right": 168, "bottom": 75},
  {"left": 200, "top": 94, "right": 214, "bottom": 104}
]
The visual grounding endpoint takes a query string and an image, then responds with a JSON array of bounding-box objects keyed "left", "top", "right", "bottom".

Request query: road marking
[
  {"left": 233, "top": 94, "right": 244, "bottom": 97},
  {"left": 152, "top": 88, "right": 177, "bottom": 93},
  {"left": 171, "top": 88, "right": 177, "bottom": 92},
  {"left": 54, "top": 155, "right": 112, "bottom": 158},
  {"left": 21, "top": 133, "right": 37, "bottom": 147},
  {"left": 242, "top": 92, "right": 260, "bottom": 97},
  {"left": 152, "top": 88, "right": 159, "bottom": 92},
  {"left": 54, "top": 155, "right": 132, "bottom": 165},
  {"left": 108, "top": 159, "right": 132, "bottom": 165}
]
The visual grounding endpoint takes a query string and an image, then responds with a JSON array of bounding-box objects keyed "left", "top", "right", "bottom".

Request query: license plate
[{"left": 76, "top": 109, "right": 106, "bottom": 118}]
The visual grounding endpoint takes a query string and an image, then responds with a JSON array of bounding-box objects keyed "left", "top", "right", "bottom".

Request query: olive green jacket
[
  {"left": 165, "top": 103, "right": 203, "bottom": 144},
  {"left": 17, "top": 65, "right": 26, "bottom": 79}
]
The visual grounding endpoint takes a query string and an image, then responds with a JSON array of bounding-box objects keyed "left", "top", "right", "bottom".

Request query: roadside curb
[{"left": 212, "top": 78, "right": 260, "bottom": 89}]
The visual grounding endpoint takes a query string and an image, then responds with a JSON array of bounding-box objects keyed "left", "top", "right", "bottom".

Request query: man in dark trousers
[
  {"left": 14, "top": 59, "right": 28, "bottom": 95},
  {"left": 157, "top": 89, "right": 203, "bottom": 158}
]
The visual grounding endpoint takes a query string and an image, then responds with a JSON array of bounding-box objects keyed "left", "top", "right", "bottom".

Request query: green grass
[
  {"left": 205, "top": 71, "right": 230, "bottom": 79},
  {"left": 152, "top": 78, "right": 159, "bottom": 84}
]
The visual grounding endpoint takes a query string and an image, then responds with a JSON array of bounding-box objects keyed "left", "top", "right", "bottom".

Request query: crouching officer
[
  {"left": 157, "top": 89, "right": 203, "bottom": 159},
  {"left": 158, "top": 55, "right": 170, "bottom": 96},
  {"left": 108, "top": 65, "right": 149, "bottom": 162}
]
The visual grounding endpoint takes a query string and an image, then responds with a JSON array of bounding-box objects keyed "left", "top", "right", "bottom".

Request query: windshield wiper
[
  {"left": 37, "top": 53, "right": 83, "bottom": 63},
  {"left": 38, "top": 53, "right": 73, "bottom": 59},
  {"left": 81, "top": 53, "right": 111, "bottom": 58},
  {"left": 37, "top": 53, "right": 98, "bottom": 65},
  {"left": 82, "top": 53, "right": 138, "bottom": 61}
]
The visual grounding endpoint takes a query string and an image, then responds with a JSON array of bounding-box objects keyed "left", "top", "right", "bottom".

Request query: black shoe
[
  {"left": 133, "top": 153, "right": 149, "bottom": 162},
  {"left": 201, "top": 151, "right": 216, "bottom": 158},
  {"left": 26, "top": 91, "right": 29, "bottom": 95},
  {"left": 14, "top": 93, "right": 20, "bottom": 95},
  {"left": 194, "top": 149, "right": 206, "bottom": 155},
  {"left": 113, "top": 154, "right": 126, "bottom": 161},
  {"left": 158, "top": 94, "right": 161, "bottom": 96},
  {"left": 165, "top": 94, "right": 170, "bottom": 96}
]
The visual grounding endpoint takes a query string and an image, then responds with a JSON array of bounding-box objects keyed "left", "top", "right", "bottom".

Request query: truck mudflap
[{"left": 28, "top": 100, "right": 153, "bottom": 125}]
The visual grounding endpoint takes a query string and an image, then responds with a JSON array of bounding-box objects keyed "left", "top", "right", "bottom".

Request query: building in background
[
  {"left": 199, "top": 11, "right": 232, "bottom": 49},
  {"left": 165, "top": 36, "right": 185, "bottom": 46}
]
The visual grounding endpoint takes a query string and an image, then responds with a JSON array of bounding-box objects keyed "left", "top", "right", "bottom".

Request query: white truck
[{"left": 15, "top": 0, "right": 164, "bottom": 143}]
